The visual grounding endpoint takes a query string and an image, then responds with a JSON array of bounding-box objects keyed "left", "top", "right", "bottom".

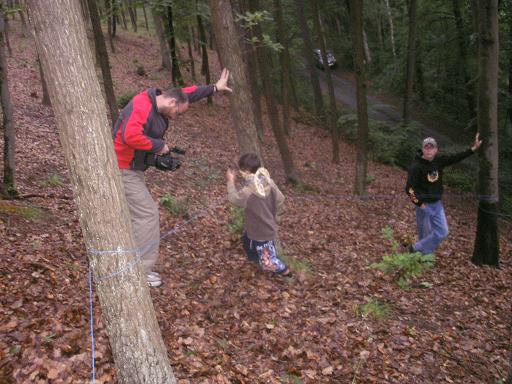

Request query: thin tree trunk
[
  {"left": 120, "top": 2, "right": 128, "bottom": 30},
  {"left": 37, "top": 55, "right": 51, "bottom": 106},
  {"left": 196, "top": 11, "right": 212, "bottom": 105},
  {"left": 0, "top": 5, "right": 16, "bottom": 197},
  {"left": 17, "top": 0, "right": 31, "bottom": 38},
  {"left": 348, "top": 0, "right": 369, "bottom": 196},
  {"left": 274, "top": 0, "right": 291, "bottom": 136},
  {"left": 452, "top": 0, "right": 476, "bottom": 130},
  {"left": 312, "top": 1, "right": 339, "bottom": 163},
  {"left": 151, "top": 7, "right": 171, "bottom": 70},
  {"left": 28, "top": 1, "right": 178, "bottom": 382},
  {"left": 384, "top": 0, "right": 396, "bottom": 57},
  {"left": 186, "top": 28, "right": 196, "bottom": 82},
  {"left": 251, "top": 0, "right": 299, "bottom": 182},
  {"left": 87, "top": 0, "right": 118, "bottom": 126},
  {"left": 363, "top": 29, "right": 371, "bottom": 64},
  {"left": 3, "top": 9, "right": 11, "bottom": 56},
  {"left": 472, "top": 0, "right": 499, "bottom": 267},
  {"left": 238, "top": 0, "right": 264, "bottom": 140},
  {"left": 127, "top": 0, "right": 137, "bottom": 32},
  {"left": 105, "top": 0, "right": 115, "bottom": 52},
  {"left": 208, "top": 0, "right": 262, "bottom": 158},
  {"left": 402, "top": 0, "right": 417, "bottom": 124},
  {"left": 165, "top": 4, "right": 183, "bottom": 86},
  {"left": 141, "top": 2, "right": 148, "bottom": 31},
  {"left": 294, "top": 0, "right": 324, "bottom": 118}
]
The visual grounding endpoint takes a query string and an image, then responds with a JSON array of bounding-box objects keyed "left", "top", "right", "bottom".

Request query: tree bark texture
[
  {"left": 251, "top": 0, "right": 299, "bottom": 182},
  {"left": 165, "top": 4, "right": 183, "bottom": 86},
  {"left": 28, "top": 1, "right": 177, "bottom": 382},
  {"left": 294, "top": 0, "right": 324, "bottom": 118},
  {"left": 87, "top": 0, "right": 119, "bottom": 126},
  {"left": 151, "top": 7, "right": 172, "bottom": 71},
  {"left": 274, "top": 0, "right": 291, "bottom": 136},
  {"left": 349, "top": 0, "right": 369, "bottom": 196},
  {"left": 208, "top": 0, "right": 262, "bottom": 158},
  {"left": 312, "top": 1, "right": 339, "bottom": 163},
  {"left": 472, "top": 0, "right": 499, "bottom": 267},
  {"left": 196, "top": 11, "right": 212, "bottom": 105},
  {"left": 0, "top": 6, "right": 15, "bottom": 197},
  {"left": 402, "top": 0, "right": 417, "bottom": 124}
]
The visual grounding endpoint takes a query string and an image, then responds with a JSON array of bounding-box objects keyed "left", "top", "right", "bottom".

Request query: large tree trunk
[
  {"left": 28, "top": 1, "right": 177, "bottom": 382},
  {"left": 151, "top": 7, "right": 172, "bottom": 70},
  {"left": 384, "top": 0, "right": 396, "bottom": 57},
  {"left": 208, "top": 0, "right": 262, "bottom": 158},
  {"left": 274, "top": 0, "right": 291, "bottom": 136},
  {"left": 452, "top": 0, "right": 476, "bottom": 131},
  {"left": 87, "top": 0, "right": 118, "bottom": 126},
  {"left": 196, "top": 11, "right": 212, "bottom": 105},
  {"left": 402, "top": 0, "right": 417, "bottom": 124},
  {"left": 294, "top": 0, "right": 324, "bottom": 118},
  {"left": 312, "top": 1, "right": 339, "bottom": 163},
  {"left": 165, "top": 3, "right": 183, "bottom": 86},
  {"left": 251, "top": 0, "right": 299, "bottom": 182},
  {"left": 348, "top": 0, "right": 369, "bottom": 196},
  {"left": 0, "top": 5, "right": 15, "bottom": 197},
  {"left": 472, "top": 0, "right": 499, "bottom": 267}
]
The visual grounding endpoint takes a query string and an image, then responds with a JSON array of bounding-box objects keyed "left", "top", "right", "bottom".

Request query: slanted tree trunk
[
  {"left": 87, "top": 0, "right": 118, "bottom": 125},
  {"left": 3, "top": 7, "right": 11, "bottom": 56},
  {"left": 127, "top": 0, "right": 137, "bottom": 32},
  {"left": 363, "top": 29, "right": 371, "bottom": 64},
  {"left": 348, "top": 0, "right": 369, "bottom": 196},
  {"left": 251, "top": 0, "right": 299, "bottom": 182},
  {"left": 402, "top": 0, "right": 417, "bottom": 124},
  {"left": 165, "top": 3, "right": 183, "bottom": 86},
  {"left": 384, "top": 0, "right": 396, "bottom": 57},
  {"left": 196, "top": 11, "right": 212, "bottom": 105},
  {"left": 238, "top": 0, "right": 263, "bottom": 139},
  {"left": 472, "top": 0, "right": 499, "bottom": 267},
  {"left": 312, "top": 1, "right": 339, "bottom": 163},
  {"left": 17, "top": 0, "right": 32, "bottom": 38},
  {"left": 0, "top": 5, "right": 15, "bottom": 197},
  {"left": 186, "top": 28, "right": 196, "bottom": 82},
  {"left": 105, "top": 0, "right": 115, "bottom": 52},
  {"left": 28, "top": 1, "right": 178, "bottom": 382},
  {"left": 208, "top": 0, "right": 262, "bottom": 158},
  {"left": 37, "top": 55, "right": 51, "bottom": 106},
  {"left": 141, "top": 1, "right": 148, "bottom": 31},
  {"left": 452, "top": 0, "right": 476, "bottom": 130},
  {"left": 274, "top": 0, "right": 291, "bottom": 136},
  {"left": 294, "top": 0, "right": 324, "bottom": 118},
  {"left": 151, "top": 7, "right": 171, "bottom": 70}
]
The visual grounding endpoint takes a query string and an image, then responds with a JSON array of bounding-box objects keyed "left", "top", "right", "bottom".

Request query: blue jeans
[{"left": 413, "top": 201, "right": 449, "bottom": 255}]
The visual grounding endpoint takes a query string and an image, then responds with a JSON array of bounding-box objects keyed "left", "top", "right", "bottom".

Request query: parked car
[{"left": 313, "top": 48, "right": 336, "bottom": 69}]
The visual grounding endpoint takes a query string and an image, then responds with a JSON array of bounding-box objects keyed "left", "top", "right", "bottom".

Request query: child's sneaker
[{"left": 147, "top": 273, "right": 162, "bottom": 287}]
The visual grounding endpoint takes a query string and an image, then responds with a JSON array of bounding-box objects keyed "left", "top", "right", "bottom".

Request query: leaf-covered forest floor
[{"left": 1, "top": 21, "right": 511, "bottom": 384}]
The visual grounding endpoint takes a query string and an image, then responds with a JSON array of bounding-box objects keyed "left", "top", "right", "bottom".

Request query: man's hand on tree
[
  {"left": 215, "top": 68, "right": 232, "bottom": 93},
  {"left": 471, "top": 133, "right": 483, "bottom": 152}
]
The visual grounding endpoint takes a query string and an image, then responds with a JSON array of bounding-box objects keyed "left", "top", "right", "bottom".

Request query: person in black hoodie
[{"left": 405, "top": 133, "right": 482, "bottom": 255}]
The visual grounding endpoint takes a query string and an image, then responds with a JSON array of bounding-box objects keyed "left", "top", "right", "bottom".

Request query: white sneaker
[
  {"left": 148, "top": 271, "right": 161, "bottom": 277},
  {"left": 147, "top": 273, "right": 162, "bottom": 287}
]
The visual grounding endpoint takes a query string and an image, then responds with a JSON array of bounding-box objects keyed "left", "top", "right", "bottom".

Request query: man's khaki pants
[{"left": 121, "top": 169, "right": 160, "bottom": 273}]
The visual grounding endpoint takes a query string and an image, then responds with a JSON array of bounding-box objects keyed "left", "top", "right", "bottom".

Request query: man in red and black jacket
[{"left": 112, "top": 69, "right": 232, "bottom": 287}]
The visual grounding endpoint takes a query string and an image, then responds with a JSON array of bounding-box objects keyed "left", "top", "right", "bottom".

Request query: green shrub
[
  {"left": 160, "top": 194, "right": 190, "bottom": 218},
  {"left": 42, "top": 174, "right": 63, "bottom": 188},
  {"left": 227, "top": 205, "right": 244, "bottom": 235},
  {"left": 443, "top": 169, "right": 475, "bottom": 192},
  {"left": 117, "top": 90, "right": 138, "bottom": 109},
  {"left": 358, "top": 298, "right": 391, "bottom": 320},
  {"left": 371, "top": 226, "right": 435, "bottom": 288}
]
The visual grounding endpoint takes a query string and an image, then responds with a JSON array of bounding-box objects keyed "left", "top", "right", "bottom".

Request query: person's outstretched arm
[
  {"left": 226, "top": 169, "right": 251, "bottom": 208},
  {"left": 183, "top": 68, "right": 232, "bottom": 103},
  {"left": 438, "top": 133, "right": 482, "bottom": 167}
]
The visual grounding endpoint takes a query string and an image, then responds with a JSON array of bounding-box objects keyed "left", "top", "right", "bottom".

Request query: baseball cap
[{"left": 422, "top": 137, "right": 437, "bottom": 148}]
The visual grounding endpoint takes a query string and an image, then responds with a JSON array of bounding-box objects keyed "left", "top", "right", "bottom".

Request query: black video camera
[{"left": 147, "top": 146, "right": 186, "bottom": 171}]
